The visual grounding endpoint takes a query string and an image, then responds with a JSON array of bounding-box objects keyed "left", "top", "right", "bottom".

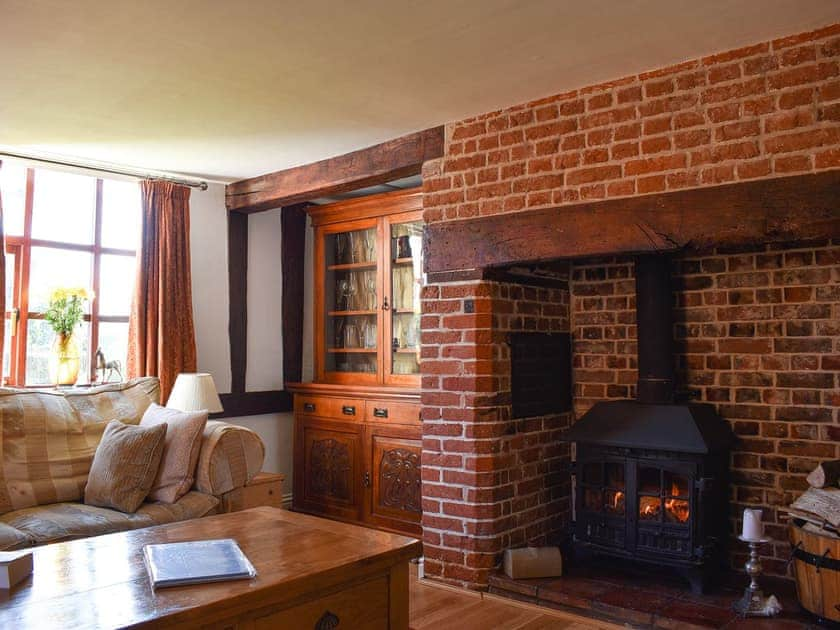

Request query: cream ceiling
[{"left": 2, "top": 0, "right": 839, "bottom": 183}]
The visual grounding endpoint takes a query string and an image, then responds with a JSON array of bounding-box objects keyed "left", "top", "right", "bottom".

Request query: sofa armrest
[{"left": 193, "top": 421, "right": 265, "bottom": 496}]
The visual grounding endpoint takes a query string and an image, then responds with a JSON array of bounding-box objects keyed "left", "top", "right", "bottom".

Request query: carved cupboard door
[
  {"left": 364, "top": 423, "right": 422, "bottom": 536},
  {"left": 295, "top": 417, "right": 363, "bottom": 522}
]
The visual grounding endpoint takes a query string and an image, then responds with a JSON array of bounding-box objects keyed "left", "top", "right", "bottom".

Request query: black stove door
[{"left": 631, "top": 459, "right": 696, "bottom": 559}]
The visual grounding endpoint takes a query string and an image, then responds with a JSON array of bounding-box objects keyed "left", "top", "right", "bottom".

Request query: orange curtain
[{"left": 127, "top": 180, "right": 197, "bottom": 402}]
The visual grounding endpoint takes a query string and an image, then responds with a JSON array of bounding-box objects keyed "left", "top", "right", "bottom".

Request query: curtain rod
[{"left": 0, "top": 151, "right": 209, "bottom": 190}]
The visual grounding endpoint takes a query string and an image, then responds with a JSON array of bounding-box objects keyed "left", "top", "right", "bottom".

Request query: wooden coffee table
[{"left": 0, "top": 506, "right": 421, "bottom": 629}]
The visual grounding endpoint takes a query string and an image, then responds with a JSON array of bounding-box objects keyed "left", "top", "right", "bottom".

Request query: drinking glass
[
  {"left": 338, "top": 279, "right": 350, "bottom": 311},
  {"left": 365, "top": 272, "right": 376, "bottom": 310},
  {"left": 344, "top": 323, "right": 359, "bottom": 348},
  {"left": 364, "top": 230, "right": 375, "bottom": 263}
]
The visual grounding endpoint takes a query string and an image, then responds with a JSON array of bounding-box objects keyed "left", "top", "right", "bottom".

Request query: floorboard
[{"left": 409, "top": 565, "right": 621, "bottom": 630}]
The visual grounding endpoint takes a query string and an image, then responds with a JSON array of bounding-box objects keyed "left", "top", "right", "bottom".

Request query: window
[{"left": 0, "top": 164, "right": 141, "bottom": 385}]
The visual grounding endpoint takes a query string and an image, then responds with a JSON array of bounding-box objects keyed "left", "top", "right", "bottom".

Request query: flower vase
[{"left": 49, "top": 333, "right": 81, "bottom": 386}]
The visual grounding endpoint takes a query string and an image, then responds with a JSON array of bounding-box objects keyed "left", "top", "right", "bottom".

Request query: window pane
[
  {"left": 0, "top": 162, "right": 26, "bottom": 236},
  {"left": 97, "top": 322, "right": 128, "bottom": 383},
  {"left": 32, "top": 169, "right": 95, "bottom": 245},
  {"left": 2, "top": 319, "right": 10, "bottom": 382},
  {"left": 28, "top": 247, "right": 93, "bottom": 312},
  {"left": 101, "top": 179, "right": 141, "bottom": 250},
  {"left": 98, "top": 254, "right": 136, "bottom": 316},
  {"left": 26, "top": 319, "right": 90, "bottom": 386},
  {"left": 5, "top": 251, "right": 15, "bottom": 309}
]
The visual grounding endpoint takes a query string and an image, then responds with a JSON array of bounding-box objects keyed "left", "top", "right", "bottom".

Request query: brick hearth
[{"left": 419, "top": 22, "right": 840, "bottom": 590}]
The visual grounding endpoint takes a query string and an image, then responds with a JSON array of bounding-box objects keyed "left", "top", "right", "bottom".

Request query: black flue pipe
[{"left": 634, "top": 255, "right": 675, "bottom": 404}]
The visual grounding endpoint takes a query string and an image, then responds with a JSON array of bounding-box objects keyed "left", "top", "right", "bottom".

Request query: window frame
[{"left": 4, "top": 168, "right": 137, "bottom": 386}]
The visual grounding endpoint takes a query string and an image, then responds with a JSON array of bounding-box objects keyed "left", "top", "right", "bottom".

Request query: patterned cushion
[
  {"left": 0, "top": 521, "right": 32, "bottom": 550},
  {"left": 0, "top": 378, "right": 160, "bottom": 516},
  {"left": 194, "top": 421, "right": 265, "bottom": 495},
  {"left": 1, "top": 492, "right": 219, "bottom": 546},
  {"left": 140, "top": 403, "right": 207, "bottom": 503},
  {"left": 84, "top": 420, "right": 167, "bottom": 513}
]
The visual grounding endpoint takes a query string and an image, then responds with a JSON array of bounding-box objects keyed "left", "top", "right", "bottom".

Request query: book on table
[{"left": 142, "top": 538, "right": 257, "bottom": 589}]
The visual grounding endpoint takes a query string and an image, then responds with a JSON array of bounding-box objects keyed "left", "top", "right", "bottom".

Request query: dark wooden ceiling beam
[
  {"left": 424, "top": 171, "right": 840, "bottom": 275},
  {"left": 226, "top": 127, "right": 444, "bottom": 213}
]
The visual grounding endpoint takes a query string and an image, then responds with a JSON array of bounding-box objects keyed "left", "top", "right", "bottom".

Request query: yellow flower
[{"left": 49, "top": 286, "right": 93, "bottom": 304}]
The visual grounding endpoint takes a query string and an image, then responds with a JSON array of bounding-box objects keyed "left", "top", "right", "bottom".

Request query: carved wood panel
[
  {"left": 367, "top": 426, "right": 422, "bottom": 534},
  {"left": 310, "top": 438, "right": 351, "bottom": 501},
  {"left": 379, "top": 447, "right": 421, "bottom": 513},
  {"left": 299, "top": 420, "right": 362, "bottom": 520}
]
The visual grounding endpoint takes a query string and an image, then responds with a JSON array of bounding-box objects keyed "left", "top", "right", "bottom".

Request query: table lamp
[{"left": 166, "top": 373, "right": 224, "bottom": 413}]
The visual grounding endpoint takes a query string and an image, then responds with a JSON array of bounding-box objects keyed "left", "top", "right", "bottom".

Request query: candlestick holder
[{"left": 734, "top": 535, "right": 778, "bottom": 617}]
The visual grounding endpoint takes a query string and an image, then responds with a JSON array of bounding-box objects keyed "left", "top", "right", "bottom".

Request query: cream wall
[{"left": 189, "top": 184, "right": 294, "bottom": 501}]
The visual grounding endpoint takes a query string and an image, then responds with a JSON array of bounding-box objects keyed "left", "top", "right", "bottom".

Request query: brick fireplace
[{"left": 419, "top": 23, "right": 840, "bottom": 589}]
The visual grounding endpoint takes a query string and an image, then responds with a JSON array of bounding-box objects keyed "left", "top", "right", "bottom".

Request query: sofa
[{"left": 0, "top": 377, "right": 264, "bottom": 550}]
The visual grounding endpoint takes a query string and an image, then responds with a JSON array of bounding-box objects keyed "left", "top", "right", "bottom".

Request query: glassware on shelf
[
  {"left": 337, "top": 279, "right": 350, "bottom": 311},
  {"left": 335, "top": 233, "right": 348, "bottom": 264},
  {"left": 348, "top": 273, "right": 359, "bottom": 310},
  {"left": 343, "top": 323, "right": 359, "bottom": 348},
  {"left": 364, "top": 230, "right": 375, "bottom": 263},
  {"left": 352, "top": 231, "right": 366, "bottom": 263},
  {"left": 364, "top": 320, "right": 377, "bottom": 348},
  {"left": 401, "top": 267, "right": 413, "bottom": 311},
  {"left": 334, "top": 319, "right": 345, "bottom": 348},
  {"left": 405, "top": 315, "right": 419, "bottom": 348},
  {"left": 365, "top": 272, "right": 376, "bottom": 310}
]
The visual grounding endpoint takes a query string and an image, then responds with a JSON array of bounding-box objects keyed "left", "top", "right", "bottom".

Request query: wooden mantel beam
[
  {"left": 226, "top": 127, "right": 444, "bottom": 213},
  {"left": 424, "top": 171, "right": 840, "bottom": 275}
]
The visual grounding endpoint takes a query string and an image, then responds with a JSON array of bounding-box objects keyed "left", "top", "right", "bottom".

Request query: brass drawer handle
[
  {"left": 341, "top": 405, "right": 356, "bottom": 416},
  {"left": 303, "top": 402, "right": 316, "bottom": 413},
  {"left": 373, "top": 407, "right": 388, "bottom": 418}
]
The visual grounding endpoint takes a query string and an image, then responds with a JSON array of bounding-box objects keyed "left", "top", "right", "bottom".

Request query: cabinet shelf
[
  {"left": 327, "top": 348, "right": 377, "bottom": 353},
  {"left": 392, "top": 257, "right": 414, "bottom": 265},
  {"left": 392, "top": 309, "right": 417, "bottom": 314},
  {"left": 393, "top": 348, "right": 418, "bottom": 354},
  {"left": 327, "top": 261, "right": 377, "bottom": 271},
  {"left": 328, "top": 310, "right": 377, "bottom": 316}
]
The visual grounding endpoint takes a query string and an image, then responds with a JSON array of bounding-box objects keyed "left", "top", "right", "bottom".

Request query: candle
[{"left": 742, "top": 508, "right": 764, "bottom": 540}]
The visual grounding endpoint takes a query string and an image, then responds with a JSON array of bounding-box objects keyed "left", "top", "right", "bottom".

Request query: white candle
[{"left": 742, "top": 508, "right": 764, "bottom": 540}]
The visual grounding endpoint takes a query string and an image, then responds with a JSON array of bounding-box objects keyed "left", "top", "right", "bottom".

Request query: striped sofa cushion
[{"left": 0, "top": 378, "right": 159, "bottom": 515}]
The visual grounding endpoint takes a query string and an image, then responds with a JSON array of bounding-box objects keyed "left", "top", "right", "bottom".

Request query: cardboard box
[{"left": 503, "top": 547, "right": 563, "bottom": 579}]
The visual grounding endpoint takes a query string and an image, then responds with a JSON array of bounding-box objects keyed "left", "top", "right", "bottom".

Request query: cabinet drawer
[
  {"left": 296, "top": 395, "right": 364, "bottom": 420},
  {"left": 364, "top": 400, "right": 421, "bottom": 424},
  {"left": 254, "top": 575, "right": 389, "bottom": 630}
]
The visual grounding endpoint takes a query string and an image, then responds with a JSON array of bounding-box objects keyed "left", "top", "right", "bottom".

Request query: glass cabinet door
[
  {"left": 323, "top": 225, "right": 379, "bottom": 380},
  {"left": 386, "top": 217, "right": 423, "bottom": 383}
]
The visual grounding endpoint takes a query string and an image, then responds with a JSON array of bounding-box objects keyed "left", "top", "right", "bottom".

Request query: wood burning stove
[{"left": 563, "top": 255, "right": 732, "bottom": 593}]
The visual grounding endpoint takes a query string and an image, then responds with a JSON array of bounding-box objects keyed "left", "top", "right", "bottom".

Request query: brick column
[{"left": 420, "top": 280, "right": 572, "bottom": 588}]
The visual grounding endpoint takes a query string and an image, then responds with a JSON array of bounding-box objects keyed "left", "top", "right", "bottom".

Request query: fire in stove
[{"left": 639, "top": 482, "right": 690, "bottom": 523}]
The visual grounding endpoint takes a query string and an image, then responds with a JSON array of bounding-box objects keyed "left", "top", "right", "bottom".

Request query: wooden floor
[{"left": 409, "top": 565, "right": 621, "bottom": 630}]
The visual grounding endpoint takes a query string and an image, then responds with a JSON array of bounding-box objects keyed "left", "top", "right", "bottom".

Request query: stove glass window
[
  {"left": 581, "top": 461, "right": 625, "bottom": 516},
  {"left": 637, "top": 467, "right": 691, "bottom": 524}
]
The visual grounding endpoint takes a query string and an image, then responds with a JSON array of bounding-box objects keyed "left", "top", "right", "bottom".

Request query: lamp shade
[{"left": 166, "top": 373, "right": 224, "bottom": 413}]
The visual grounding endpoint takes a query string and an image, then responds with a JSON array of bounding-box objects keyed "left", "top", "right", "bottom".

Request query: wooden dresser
[
  {"left": 288, "top": 383, "right": 421, "bottom": 536},
  {"left": 288, "top": 189, "right": 423, "bottom": 538}
]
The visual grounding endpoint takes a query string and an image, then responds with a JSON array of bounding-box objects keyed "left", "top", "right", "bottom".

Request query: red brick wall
[
  {"left": 420, "top": 23, "right": 840, "bottom": 588},
  {"left": 420, "top": 281, "right": 572, "bottom": 588},
  {"left": 570, "top": 242, "right": 839, "bottom": 576},
  {"left": 423, "top": 23, "right": 840, "bottom": 222}
]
